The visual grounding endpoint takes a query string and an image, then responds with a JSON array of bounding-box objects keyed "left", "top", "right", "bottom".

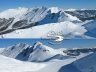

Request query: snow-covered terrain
[
  {"left": 0, "top": 54, "right": 46, "bottom": 72},
  {"left": 0, "top": 21, "right": 88, "bottom": 39},
  {"left": 0, "top": 42, "right": 96, "bottom": 72},
  {"left": 0, "top": 48, "right": 4, "bottom": 53},
  {"left": 1, "top": 42, "right": 68, "bottom": 62},
  {"left": 0, "top": 7, "right": 80, "bottom": 34},
  {"left": 59, "top": 52, "right": 96, "bottom": 72},
  {"left": 1, "top": 41, "right": 96, "bottom": 62},
  {"left": 83, "top": 20, "right": 96, "bottom": 38},
  {"left": 0, "top": 54, "right": 77, "bottom": 72},
  {"left": 0, "top": 7, "right": 96, "bottom": 38}
]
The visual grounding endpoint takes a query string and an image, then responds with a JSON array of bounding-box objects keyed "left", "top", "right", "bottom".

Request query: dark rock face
[
  {"left": 15, "top": 46, "right": 34, "bottom": 61},
  {"left": 12, "top": 20, "right": 27, "bottom": 29},
  {"left": 63, "top": 48, "right": 96, "bottom": 56},
  {"left": 0, "top": 18, "right": 37, "bottom": 35},
  {"left": 0, "top": 18, "right": 14, "bottom": 32}
]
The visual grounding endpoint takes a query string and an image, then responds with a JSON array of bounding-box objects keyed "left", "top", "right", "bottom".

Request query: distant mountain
[
  {"left": 65, "top": 9, "right": 96, "bottom": 21},
  {"left": 1, "top": 42, "right": 96, "bottom": 62}
]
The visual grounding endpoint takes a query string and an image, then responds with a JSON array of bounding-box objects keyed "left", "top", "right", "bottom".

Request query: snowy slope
[
  {"left": 59, "top": 52, "right": 96, "bottom": 72},
  {"left": 0, "top": 21, "right": 87, "bottom": 38},
  {"left": 83, "top": 20, "right": 96, "bottom": 38},
  {"left": 0, "top": 55, "right": 46, "bottom": 72},
  {"left": 0, "top": 48, "right": 4, "bottom": 53},
  {"left": 0, "top": 51, "right": 95, "bottom": 72},
  {"left": 0, "top": 54, "right": 77, "bottom": 72},
  {"left": 73, "top": 52, "right": 96, "bottom": 72},
  {"left": 0, "top": 42, "right": 96, "bottom": 72}
]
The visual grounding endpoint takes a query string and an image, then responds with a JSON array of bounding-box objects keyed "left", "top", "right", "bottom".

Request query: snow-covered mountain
[
  {"left": 0, "top": 42, "right": 96, "bottom": 72},
  {"left": 1, "top": 42, "right": 67, "bottom": 62},
  {"left": 0, "top": 7, "right": 80, "bottom": 23},
  {"left": 0, "top": 7, "right": 80, "bottom": 35},
  {"left": 1, "top": 42, "right": 96, "bottom": 62},
  {"left": 0, "top": 7, "right": 96, "bottom": 38}
]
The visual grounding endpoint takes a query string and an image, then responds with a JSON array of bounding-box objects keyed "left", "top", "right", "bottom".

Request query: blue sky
[
  {"left": 0, "top": 39, "right": 96, "bottom": 49},
  {"left": 0, "top": 0, "right": 96, "bottom": 11}
]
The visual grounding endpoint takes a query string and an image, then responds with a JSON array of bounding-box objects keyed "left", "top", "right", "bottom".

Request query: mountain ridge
[
  {"left": 0, "top": 7, "right": 96, "bottom": 38},
  {"left": 1, "top": 42, "right": 96, "bottom": 62}
]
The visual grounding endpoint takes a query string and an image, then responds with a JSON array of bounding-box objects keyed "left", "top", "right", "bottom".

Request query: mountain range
[
  {"left": 0, "top": 7, "right": 96, "bottom": 38},
  {"left": 0, "top": 42, "right": 96, "bottom": 72}
]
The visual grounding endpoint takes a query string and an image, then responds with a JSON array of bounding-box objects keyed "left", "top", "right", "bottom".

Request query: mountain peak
[
  {"left": 33, "top": 41, "right": 44, "bottom": 51},
  {"left": 35, "top": 41, "right": 43, "bottom": 45},
  {"left": 65, "top": 8, "right": 77, "bottom": 11},
  {"left": 15, "top": 43, "right": 29, "bottom": 47},
  {"left": 48, "top": 7, "right": 62, "bottom": 13}
]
